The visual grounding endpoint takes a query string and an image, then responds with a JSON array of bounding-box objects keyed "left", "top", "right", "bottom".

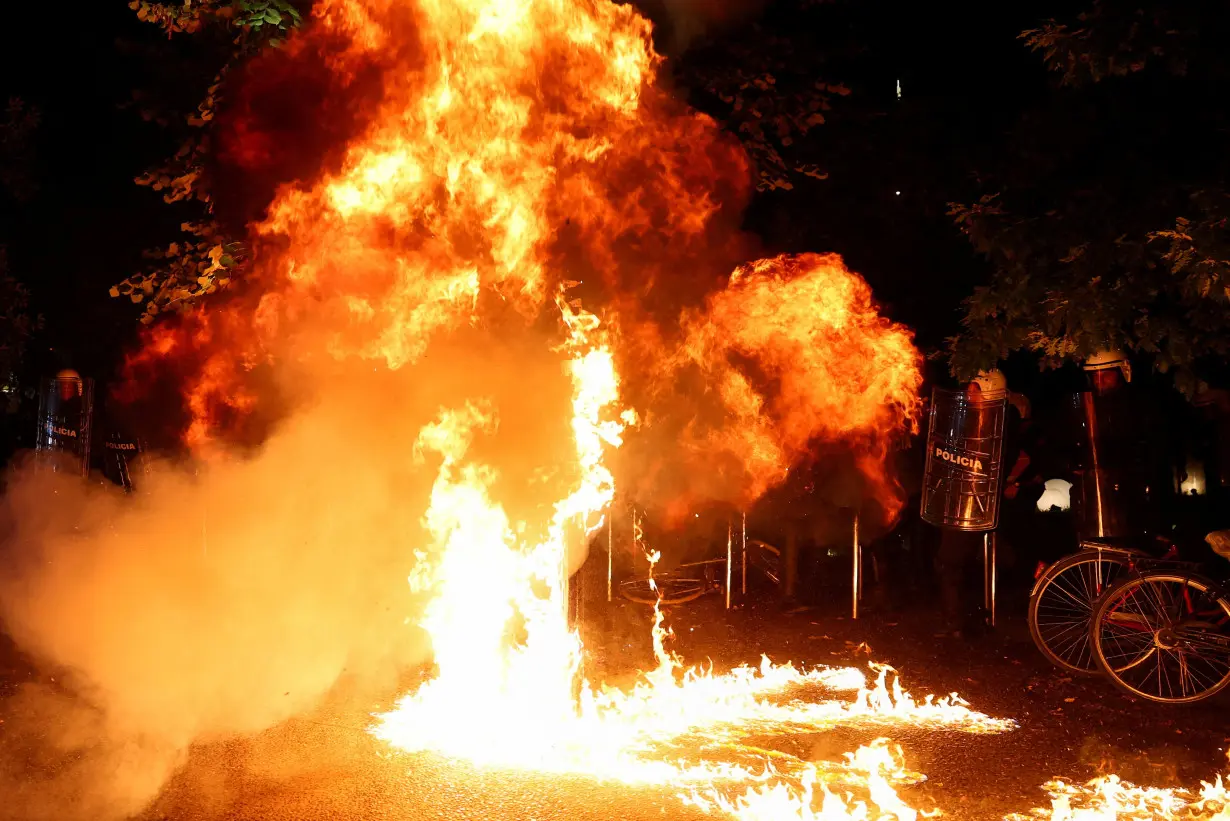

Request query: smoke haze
[
  {"left": 0, "top": 318, "right": 583, "bottom": 818},
  {"left": 0, "top": 1, "right": 918, "bottom": 817}
]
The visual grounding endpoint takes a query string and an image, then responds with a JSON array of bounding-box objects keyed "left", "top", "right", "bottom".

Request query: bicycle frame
[
  {"left": 1029, "top": 543, "right": 1141, "bottom": 599},
  {"left": 1030, "top": 536, "right": 1181, "bottom": 596},
  {"left": 1101, "top": 573, "right": 1230, "bottom": 648}
]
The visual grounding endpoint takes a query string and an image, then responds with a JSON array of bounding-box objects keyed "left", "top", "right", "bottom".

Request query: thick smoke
[
  {"left": 0, "top": 317, "right": 582, "bottom": 818},
  {"left": 0, "top": 0, "right": 918, "bottom": 816}
]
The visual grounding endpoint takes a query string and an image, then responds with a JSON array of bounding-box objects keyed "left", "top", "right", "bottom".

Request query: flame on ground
[
  {"left": 371, "top": 291, "right": 1005, "bottom": 812},
  {"left": 119, "top": 0, "right": 945, "bottom": 818},
  {"left": 682, "top": 739, "right": 932, "bottom": 821},
  {"left": 14, "top": 0, "right": 1230, "bottom": 818},
  {"left": 1007, "top": 764, "right": 1230, "bottom": 821},
  {"left": 367, "top": 271, "right": 998, "bottom": 820}
]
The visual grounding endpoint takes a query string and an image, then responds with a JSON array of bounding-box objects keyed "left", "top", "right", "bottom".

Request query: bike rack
[
  {"left": 605, "top": 503, "right": 989, "bottom": 625},
  {"left": 609, "top": 504, "right": 744, "bottom": 610},
  {"left": 609, "top": 505, "right": 869, "bottom": 616}
]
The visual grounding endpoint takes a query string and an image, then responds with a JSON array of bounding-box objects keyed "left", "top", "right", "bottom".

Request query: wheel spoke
[
  {"left": 1094, "top": 574, "right": 1230, "bottom": 703},
  {"left": 1049, "top": 574, "right": 1096, "bottom": 610},
  {"left": 1032, "top": 555, "right": 1132, "bottom": 672}
]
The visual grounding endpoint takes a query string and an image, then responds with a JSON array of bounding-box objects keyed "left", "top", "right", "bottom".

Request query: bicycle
[
  {"left": 619, "top": 557, "right": 726, "bottom": 605},
  {"left": 619, "top": 538, "right": 783, "bottom": 606},
  {"left": 1028, "top": 536, "right": 1174, "bottom": 674},
  {"left": 1088, "top": 531, "right": 1230, "bottom": 703}
]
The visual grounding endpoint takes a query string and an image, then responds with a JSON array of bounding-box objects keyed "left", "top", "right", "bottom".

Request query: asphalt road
[{"left": 3, "top": 591, "right": 1227, "bottom": 821}]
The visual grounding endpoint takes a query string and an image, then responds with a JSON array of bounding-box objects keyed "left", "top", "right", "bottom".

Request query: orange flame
[
  {"left": 666, "top": 252, "right": 921, "bottom": 513},
  {"left": 1009, "top": 765, "right": 1230, "bottom": 821},
  {"left": 115, "top": 0, "right": 936, "bottom": 817},
  {"left": 121, "top": 0, "right": 917, "bottom": 518}
]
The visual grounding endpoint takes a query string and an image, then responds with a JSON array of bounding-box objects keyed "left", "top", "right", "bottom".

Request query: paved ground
[
  {"left": 584, "top": 591, "right": 1228, "bottom": 819},
  {"left": 1, "top": 585, "right": 1227, "bottom": 821}
]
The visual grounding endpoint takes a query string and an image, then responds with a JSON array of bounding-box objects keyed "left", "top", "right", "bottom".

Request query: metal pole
[
  {"left": 1082, "top": 392, "right": 1107, "bottom": 537},
  {"left": 983, "top": 533, "right": 989, "bottom": 613},
  {"left": 741, "top": 511, "right": 747, "bottom": 596},
  {"left": 725, "top": 521, "right": 733, "bottom": 610},
  {"left": 784, "top": 530, "right": 798, "bottom": 601},
  {"left": 606, "top": 507, "right": 613, "bottom": 603},
  {"left": 989, "top": 532, "right": 997, "bottom": 627},
  {"left": 859, "top": 542, "right": 865, "bottom": 601},
  {"left": 852, "top": 513, "right": 860, "bottom": 620},
  {"left": 983, "top": 532, "right": 997, "bottom": 627}
]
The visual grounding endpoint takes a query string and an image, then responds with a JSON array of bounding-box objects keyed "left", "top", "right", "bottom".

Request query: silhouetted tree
[
  {"left": 948, "top": 0, "right": 1230, "bottom": 393},
  {"left": 0, "top": 97, "right": 42, "bottom": 411},
  {"left": 114, "top": 1, "right": 303, "bottom": 323}
]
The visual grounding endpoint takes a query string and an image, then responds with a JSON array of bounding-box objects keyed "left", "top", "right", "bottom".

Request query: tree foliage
[
  {"left": 0, "top": 248, "right": 41, "bottom": 411},
  {"left": 1020, "top": 0, "right": 1209, "bottom": 86},
  {"left": 131, "top": 0, "right": 301, "bottom": 38},
  {"left": 115, "top": 0, "right": 303, "bottom": 323},
  {"left": 948, "top": 1, "right": 1230, "bottom": 392},
  {"left": 676, "top": 0, "right": 852, "bottom": 192},
  {"left": 0, "top": 98, "right": 42, "bottom": 410}
]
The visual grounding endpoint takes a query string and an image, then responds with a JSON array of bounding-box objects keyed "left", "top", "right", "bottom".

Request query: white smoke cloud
[{"left": 0, "top": 322, "right": 581, "bottom": 819}]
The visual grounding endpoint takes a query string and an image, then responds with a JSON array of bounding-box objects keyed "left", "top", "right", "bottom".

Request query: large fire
[{"left": 110, "top": 0, "right": 1001, "bottom": 817}]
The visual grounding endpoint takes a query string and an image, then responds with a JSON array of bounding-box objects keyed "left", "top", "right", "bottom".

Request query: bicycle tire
[
  {"left": 1091, "top": 571, "right": 1230, "bottom": 704},
  {"left": 1028, "top": 549, "right": 1138, "bottom": 674},
  {"left": 747, "top": 539, "right": 782, "bottom": 587},
  {"left": 619, "top": 573, "right": 710, "bottom": 606}
]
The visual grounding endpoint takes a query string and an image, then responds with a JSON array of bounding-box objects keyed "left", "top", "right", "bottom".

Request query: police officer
[
  {"left": 935, "top": 369, "right": 1030, "bottom": 637},
  {"left": 1074, "top": 349, "right": 1171, "bottom": 540}
]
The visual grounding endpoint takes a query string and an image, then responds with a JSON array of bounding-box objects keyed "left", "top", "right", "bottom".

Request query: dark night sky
[{"left": 0, "top": 0, "right": 1069, "bottom": 394}]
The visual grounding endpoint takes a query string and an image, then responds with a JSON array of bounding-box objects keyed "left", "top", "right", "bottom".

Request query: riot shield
[
  {"left": 35, "top": 373, "right": 95, "bottom": 477},
  {"left": 101, "top": 426, "right": 146, "bottom": 492},
  {"left": 920, "top": 387, "right": 1008, "bottom": 532},
  {"left": 1068, "top": 389, "right": 1163, "bottom": 538}
]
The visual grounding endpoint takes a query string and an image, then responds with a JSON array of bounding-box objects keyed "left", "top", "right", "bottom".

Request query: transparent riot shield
[
  {"left": 101, "top": 427, "right": 146, "bottom": 492},
  {"left": 35, "top": 373, "right": 95, "bottom": 477},
  {"left": 920, "top": 387, "right": 1008, "bottom": 532},
  {"left": 1069, "top": 389, "right": 1161, "bottom": 538}
]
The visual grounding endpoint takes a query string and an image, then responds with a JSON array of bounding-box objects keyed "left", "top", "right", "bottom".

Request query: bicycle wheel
[
  {"left": 1091, "top": 571, "right": 1230, "bottom": 703},
  {"left": 620, "top": 572, "right": 710, "bottom": 606},
  {"left": 747, "top": 539, "right": 782, "bottom": 586},
  {"left": 1028, "top": 550, "right": 1137, "bottom": 674}
]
